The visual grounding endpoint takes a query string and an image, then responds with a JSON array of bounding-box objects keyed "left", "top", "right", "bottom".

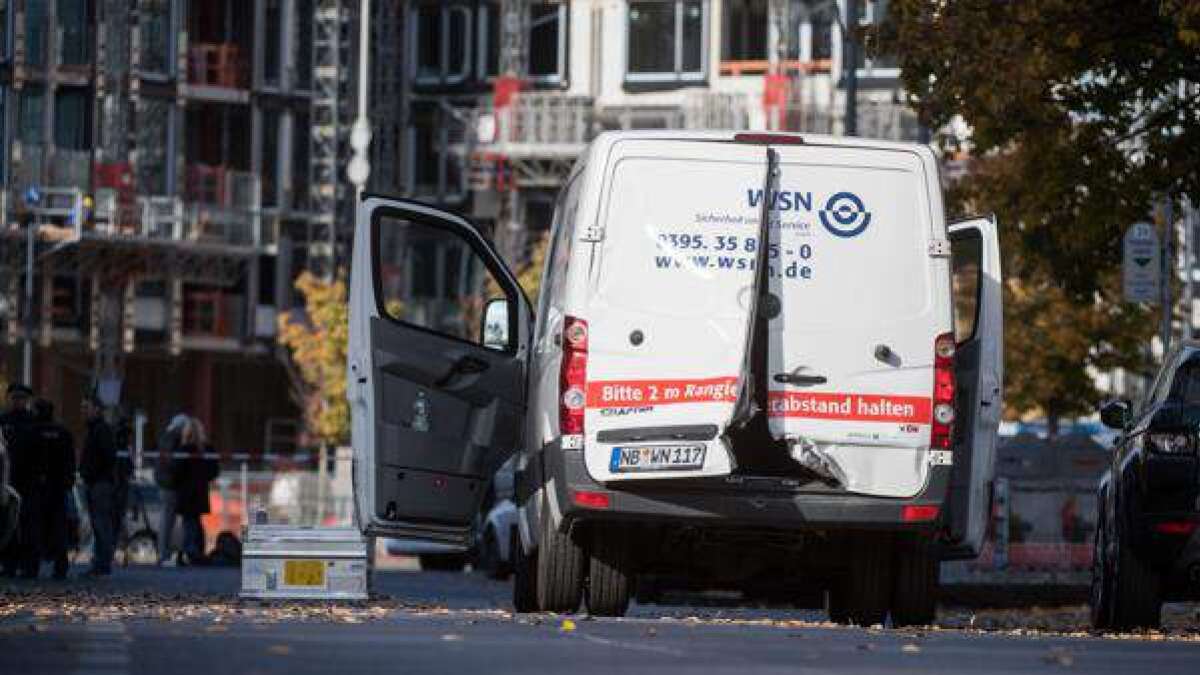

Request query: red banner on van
[{"left": 767, "top": 392, "right": 932, "bottom": 424}]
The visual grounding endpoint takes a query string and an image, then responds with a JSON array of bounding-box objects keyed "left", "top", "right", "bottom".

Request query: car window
[
  {"left": 1170, "top": 362, "right": 1200, "bottom": 405},
  {"left": 374, "top": 212, "right": 511, "bottom": 350},
  {"left": 950, "top": 230, "right": 982, "bottom": 343}
]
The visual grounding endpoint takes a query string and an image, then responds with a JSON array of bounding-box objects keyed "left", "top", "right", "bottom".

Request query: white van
[{"left": 348, "top": 131, "right": 1003, "bottom": 625}]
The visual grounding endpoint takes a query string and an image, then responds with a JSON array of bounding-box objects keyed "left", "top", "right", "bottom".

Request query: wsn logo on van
[{"left": 819, "top": 192, "right": 872, "bottom": 238}]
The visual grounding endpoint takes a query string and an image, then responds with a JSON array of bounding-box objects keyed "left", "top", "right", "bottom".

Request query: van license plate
[{"left": 610, "top": 445, "right": 706, "bottom": 472}]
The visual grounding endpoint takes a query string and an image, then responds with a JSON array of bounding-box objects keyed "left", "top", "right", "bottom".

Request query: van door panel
[
  {"left": 582, "top": 142, "right": 768, "bottom": 482},
  {"left": 769, "top": 146, "right": 942, "bottom": 497},
  {"left": 945, "top": 216, "right": 1004, "bottom": 557},
  {"left": 348, "top": 197, "right": 530, "bottom": 543}
]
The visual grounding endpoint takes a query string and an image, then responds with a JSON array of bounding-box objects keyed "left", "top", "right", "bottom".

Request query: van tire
[
  {"left": 833, "top": 539, "right": 891, "bottom": 626},
  {"left": 512, "top": 530, "right": 539, "bottom": 613},
  {"left": 536, "top": 504, "right": 585, "bottom": 613},
  {"left": 587, "top": 526, "right": 633, "bottom": 617},
  {"left": 891, "top": 536, "right": 938, "bottom": 627}
]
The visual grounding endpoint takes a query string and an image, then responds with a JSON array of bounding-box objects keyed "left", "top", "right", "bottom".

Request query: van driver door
[
  {"left": 945, "top": 215, "right": 1004, "bottom": 557},
  {"left": 347, "top": 196, "right": 531, "bottom": 544}
]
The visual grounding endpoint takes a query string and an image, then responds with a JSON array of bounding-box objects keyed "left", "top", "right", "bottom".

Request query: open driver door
[{"left": 347, "top": 196, "right": 531, "bottom": 545}]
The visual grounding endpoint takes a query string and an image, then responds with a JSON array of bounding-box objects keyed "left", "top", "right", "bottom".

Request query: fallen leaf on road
[
  {"left": 1042, "top": 647, "right": 1074, "bottom": 667},
  {"left": 266, "top": 645, "right": 292, "bottom": 656},
  {"left": 561, "top": 619, "right": 577, "bottom": 633},
  {"left": 440, "top": 634, "right": 464, "bottom": 642},
  {"left": 901, "top": 643, "right": 921, "bottom": 654}
]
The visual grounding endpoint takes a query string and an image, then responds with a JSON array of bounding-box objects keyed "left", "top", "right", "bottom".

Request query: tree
[
  {"left": 881, "top": 1, "right": 1197, "bottom": 428},
  {"left": 277, "top": 272, "right": 350, "bottom": 447}
]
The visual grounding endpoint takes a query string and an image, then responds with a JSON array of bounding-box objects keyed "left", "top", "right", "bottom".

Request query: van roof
[{"left": 587, "top": 130, "right": 934, "bottom": 157}]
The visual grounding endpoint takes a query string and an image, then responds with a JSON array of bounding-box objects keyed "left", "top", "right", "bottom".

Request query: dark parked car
[{"left": 1091, "top": 343, "right": 1200, "bottom": 629}]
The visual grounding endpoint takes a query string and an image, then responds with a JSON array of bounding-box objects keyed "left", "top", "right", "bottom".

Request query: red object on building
[
  {"left": 762, "top": 73, "right": 791, "bottom": 131},
  {"left": 493, "top": 75, "right": 523, "bottom": 110},
  {"left": 93, "top": 161, "right": 136, "bottom": 202}
]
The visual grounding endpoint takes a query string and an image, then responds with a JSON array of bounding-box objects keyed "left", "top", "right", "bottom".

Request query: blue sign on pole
[{"left": 23, "top": 186, "right": 41, "bottom": 206}]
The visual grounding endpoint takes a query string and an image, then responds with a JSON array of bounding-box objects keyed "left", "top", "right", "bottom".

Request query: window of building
[
  {"left": 721, "top": 0, "right": 767, "bottom": 65},
  {"left": 856, "top": 0, "right": 898, "bottom": 78},
  {"left": 792, "top": 1, "right": 834, "bottom": 63},
  {"left": 294, "top": 0, "right": 314, "bottom": 90},
  {"left": 529, "top": 2, "right": 567, "bottom": 83},
  {"left": 54, "top": 87, "right": 92, "bottom": 151},
  {"left": 19, "top": 87, "right": 44, "bottom": 146},
  {"left": 264, "top": 0, "right": 282, "bottom": 87},
  {"left": 626, "top": 0, "right": 707, "bottom": 84},
  {"left": 26, "top": 0, "right": 47, "bottom": 68},
  {"left": 477, "top": 1, "right": 501, "bottom": 79},
  {"left": 261, "top": 108, "right": 280, "bottom": 208},
  {"left": 139, "top": 0, "right": 173, "bottom": 77},
  {"left": 58, "top": 0, "right": 91, "bottom": 66},
  {"left": 412, "top": 3, "right": 471, "bottom": 86}
]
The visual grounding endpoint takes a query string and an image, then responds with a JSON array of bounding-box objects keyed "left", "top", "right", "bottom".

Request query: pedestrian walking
[
  {"left": 155, "top": 413, "right": 188, "bottom": 565},
  {"left": 174, "top": 418, "right": 218, "bottom": 565},
  {"left": 0, "top": 383, "right": 41, "bottom": 578},
  {"left": 80, "top": 393, "right": 117, "bottom": 577},
  {"left": 111, "top": 411, "right": 134, "bottom": 552},
  {"left": 32, "top": 399, "right": 75, "bottom": 580}
]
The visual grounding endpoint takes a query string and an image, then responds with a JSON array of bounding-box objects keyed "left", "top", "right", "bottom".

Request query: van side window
[
  {"left": 374, "top": 213, "right": 511, "bottom": 349},
  {"left": 536, "top": 175, "right": 581, "bottom": 343},
  {"left": 1169, "top": 364, "right": 1200, "bottom": 405},
  {"left": 950, "top": 231, "right": 982, "bottom": 344}
]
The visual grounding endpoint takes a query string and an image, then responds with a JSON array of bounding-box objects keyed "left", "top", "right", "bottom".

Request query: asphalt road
[{"left": 1, "top": 566, "right": 1199, "bottom": 674}]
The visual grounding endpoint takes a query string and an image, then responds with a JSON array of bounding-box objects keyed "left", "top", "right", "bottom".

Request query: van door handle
[
  {"left": 436, "top": 355, "right": 490, "bottom": 386},
  {"left": 773, "top": 373, "right": 827, "bottom": 386}
]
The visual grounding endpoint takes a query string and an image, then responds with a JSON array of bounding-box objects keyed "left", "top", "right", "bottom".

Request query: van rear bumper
[{"left": 548, "top": 448, "right": 949, "bottom": 532}]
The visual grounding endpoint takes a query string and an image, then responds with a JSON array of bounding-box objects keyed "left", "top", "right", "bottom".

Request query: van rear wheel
[
  {"left": 536, "top": 502, "right": 585, "bottom": 613},
  {"left": 831, "top": 539, "right": 891, "bottom": 626},
  {"left": 587, "top": 526, "right": 633, "bottom": 617},
  {"left": 891, "top": 536, "right": 938, "bottom": 627}
]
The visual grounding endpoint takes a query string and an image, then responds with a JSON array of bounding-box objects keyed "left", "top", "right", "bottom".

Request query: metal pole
[
  {"left": 1163, "top": 199, "right": 1175, "bottom": 355},
  {"left": 346, "top": 0, "right": 372, "bottom": 199},
  {"left": 22, "top": 220, "right": 34, "bottom": 386},
  {"left": 843, "top": 0, "right": 859, "bottom": 136},
  {"left": 316, "top": 444, "right": 328, "bottom": 525},
  {"left": 1185, "top": 197, "right": 1195, "bottom": 341}
]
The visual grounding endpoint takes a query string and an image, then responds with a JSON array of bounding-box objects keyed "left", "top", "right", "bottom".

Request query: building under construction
[
  {"left": 365, "top": 0, "right": 922, "bottom": 265},
  {"left": 0, "top": 0, "right": 354, "bottom": 452}
]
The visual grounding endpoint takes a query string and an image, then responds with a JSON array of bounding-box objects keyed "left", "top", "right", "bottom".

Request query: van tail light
[
  {"left": 902, "top": 504, "right": 941, "bottom": 522},
  {"left": 560, "top": 316, "right": 589, "bottom": 437},
  {"left": 931, "top": 332, "right": 956, "bottom": 450},
  {"left": 1154, "top": 521, "right": 1197, "bottom": 536}
]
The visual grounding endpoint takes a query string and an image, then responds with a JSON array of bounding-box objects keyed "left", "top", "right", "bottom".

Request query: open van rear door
[
  {"left": 945, "top": 215, "right": 1004, "bottom": 557},
  {"left": 348, "top": 196, "right": 531, "bottom": 544}
]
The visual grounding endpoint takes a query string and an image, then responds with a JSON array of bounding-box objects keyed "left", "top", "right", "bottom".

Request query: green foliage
[
  {"left": 880, "top": 1, "right": 1198, "bottom": 422},
  {"left": 277, "top": 272, "right": 350, "bottom": 446}
]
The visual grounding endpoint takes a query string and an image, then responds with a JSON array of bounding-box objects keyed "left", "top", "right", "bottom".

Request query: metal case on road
[{"left": 240, "top": 525, "right": 373, "bottom": 601}]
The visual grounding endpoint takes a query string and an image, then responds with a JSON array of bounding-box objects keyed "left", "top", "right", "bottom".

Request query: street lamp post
[
  {"left": 347, "top": 0, "right": 371, "bottom": 197},
  {"left": 23, "top": 215, "right": 34, "bottom": 386}
]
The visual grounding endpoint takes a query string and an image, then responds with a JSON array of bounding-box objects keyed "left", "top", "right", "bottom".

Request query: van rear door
[
  {"left": 767, "top": 145, "right": 943, "bottom": 497},
  {"left": 582, "top": 141, "right": 767, "bottom": 481},
  {"left": 348, "top": 197, "right": 530, "bottom": 544},
  {"left": 945, "top": 216, "right": 1004, "bottom": 557}
]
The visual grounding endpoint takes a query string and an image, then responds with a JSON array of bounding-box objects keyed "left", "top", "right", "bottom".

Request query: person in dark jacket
[
  {"left": 173, "top": 417, "right": 218, "bottom": 565},
  {"left": 80, "top": 393, "right": 117, "bottom": 576},
  {"left": 32, "top": 399, "right": 75, "bottom": 580},
  {"left": 0, "top": 383, "right": 40, "bottom": 578},
  {"left": 155, "top": 414, "right": 188, "bottom": 565}
]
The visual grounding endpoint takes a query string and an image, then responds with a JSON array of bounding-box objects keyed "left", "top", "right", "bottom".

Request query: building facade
[
  {"left": 367, "top": 0, "right": 921, "bottom": 265},
  {"left": 0, "top": 0, "right": 349, "bottom": 452}
]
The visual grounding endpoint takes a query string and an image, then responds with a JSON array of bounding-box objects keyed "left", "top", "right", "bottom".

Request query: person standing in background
[
  {"left": 155, "top": 414, "right": 188, "bottom": 566},
  {"left": 0, "top": 384, "right": 40, "bottom": 578},
  {"left": 80, "top": 393, "right": 117, "bottom": 577},
  {"left": 32, "top": 399, "right": 75, "bottom": 580},
  {"left": 174, "top": 418, "right": 218, "bottom": 565}
]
